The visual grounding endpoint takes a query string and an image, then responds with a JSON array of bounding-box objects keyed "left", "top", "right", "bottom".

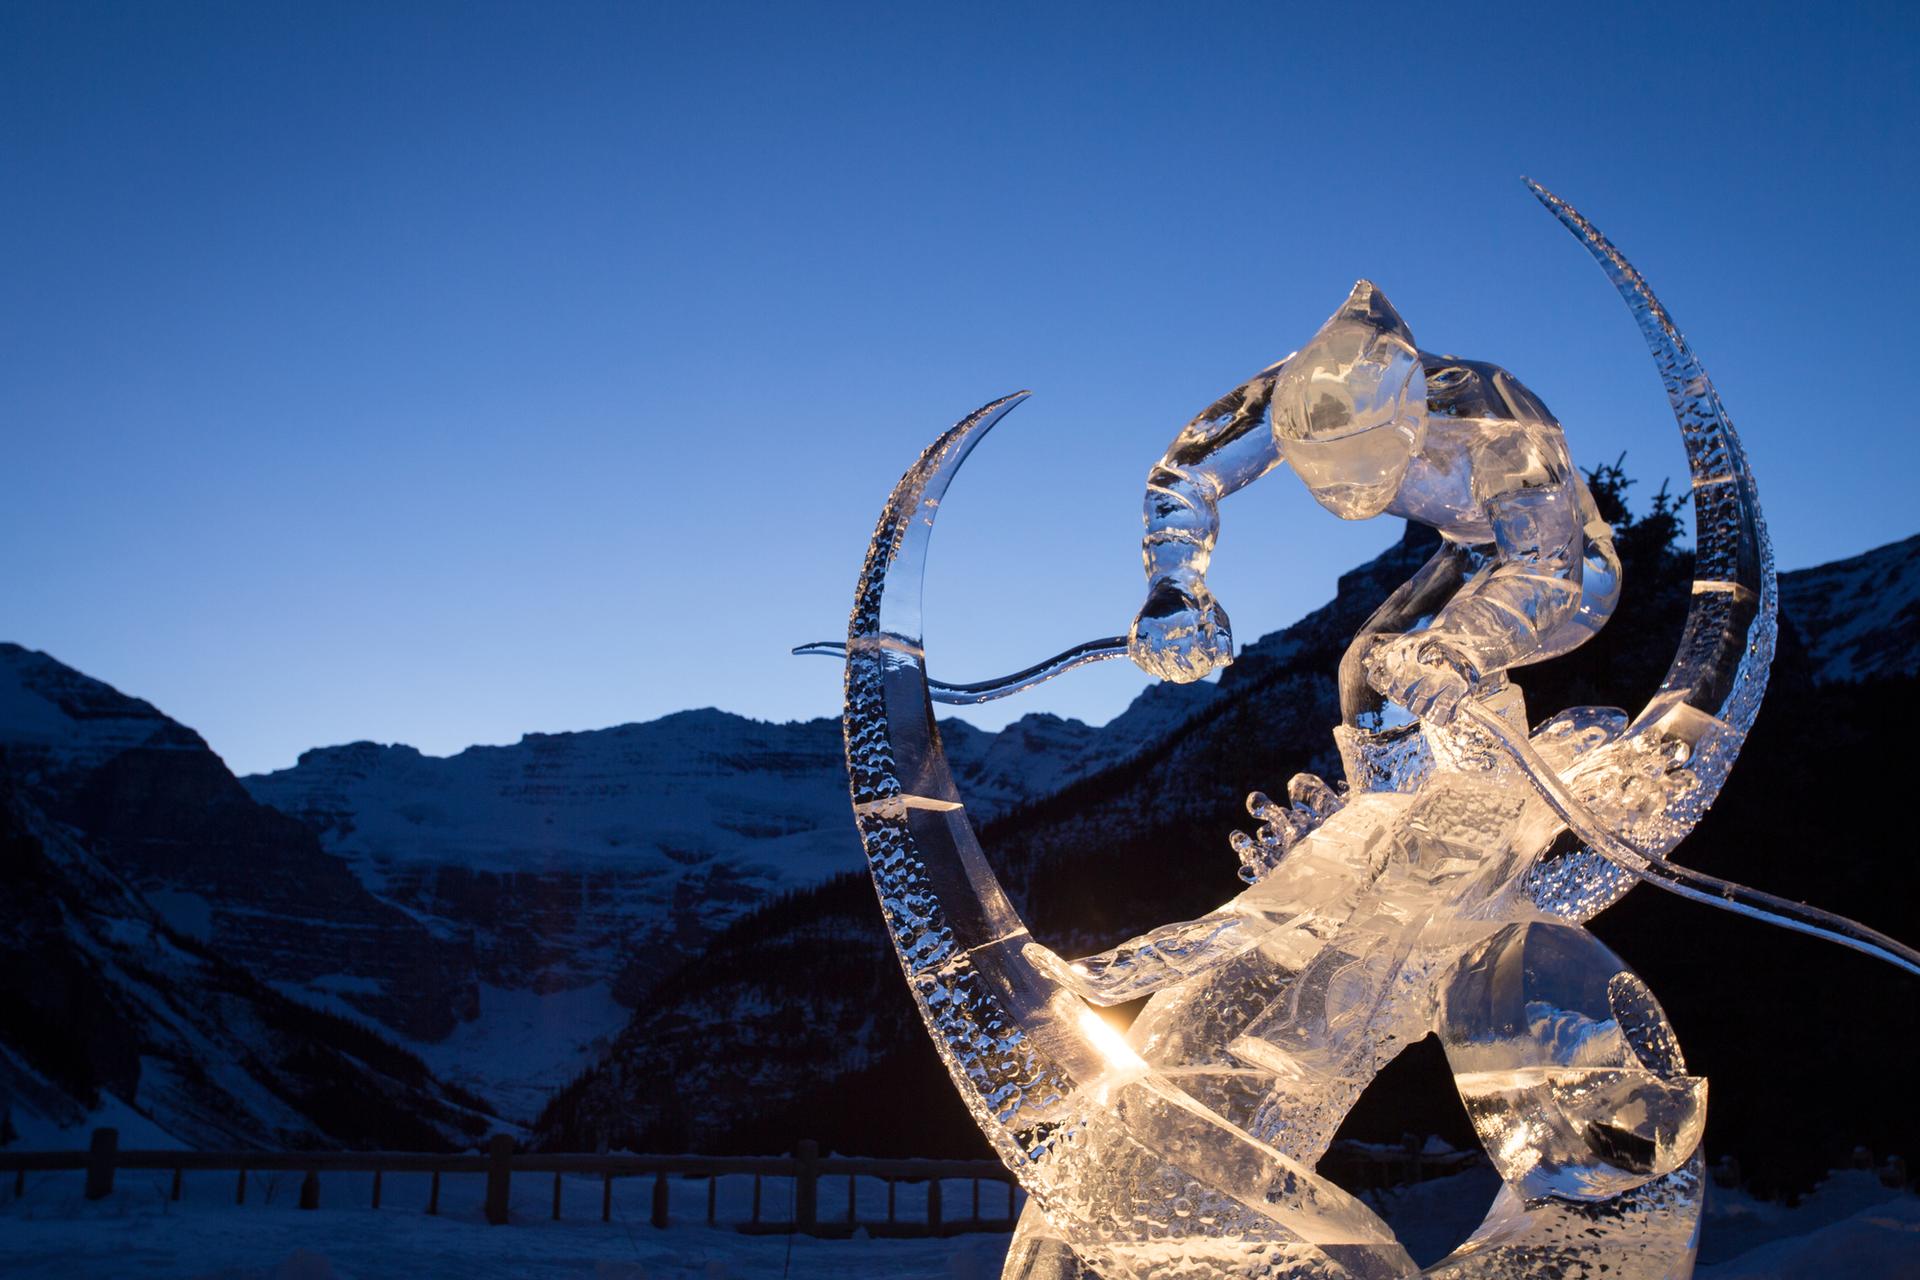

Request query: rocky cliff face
[
  {"left": 0, "top": 774, "right": 492, "bottom": 1150},
  {"left": 1778, "top": 533, "right": 1920, "bottom": 684},
  {"left": 0, "top": 645, "right": 477, "bottom": 1045}
]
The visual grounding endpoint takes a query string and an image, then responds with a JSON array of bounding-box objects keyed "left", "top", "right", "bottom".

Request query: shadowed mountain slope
[{"left": 0, "top": 774, "right": 493, "bottom": 1149}]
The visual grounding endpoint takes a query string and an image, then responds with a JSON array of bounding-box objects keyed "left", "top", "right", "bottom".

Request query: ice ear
[{"left": 1336, "top": 279, "right": 1416, "bottom": 346}]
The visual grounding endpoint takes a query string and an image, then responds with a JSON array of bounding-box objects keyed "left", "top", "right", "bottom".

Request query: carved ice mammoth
[{"left": 808, "top": 182, "right": 1916, "bottom": 1280}]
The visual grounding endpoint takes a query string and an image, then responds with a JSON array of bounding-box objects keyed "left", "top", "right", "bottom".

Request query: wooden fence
[
  {"left": 0, "top": 1130, "right": 1020, "bottom": 1238},
  {"left": 1, "top": 1130, "right": 1489, "bottom": 1237}
]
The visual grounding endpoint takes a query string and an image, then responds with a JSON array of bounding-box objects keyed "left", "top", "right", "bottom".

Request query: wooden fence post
[
  {"left": 484, "top": 1133, "right": 514, "bottom": 1226},
  {"left": 170, "top": 1167, "right": 183, "bottom": 1202},
  {"left": 427, "top": 1169, "right": 441, "bottom": 1215},
  {"left": 298, "top": 1170, "right": 319, "bottom": 1210},
  {"left": 372, "top": 1169, "right": 383, "bottom": 1210},
  {"left": 235, "top": 1169, "right": 247, "bottom": 1205},
  {"left": 601, "top": 1171, "right": 613, "bottom": 1222},
  {"left": 552, "top": 1171, "right": 563, "bottom": 1221},
  {"left": 927, "top": 1177, "right": 942, "bottom": 1231},
  {"left": 650, "top": 1171, "right": 669, "bottom": 1228},
  {"left": 706, "top": 1175, "right": 717, "bottom": 1225},
  {"left": 84, "top": 1128, "right": 118, "bottom": 1201},
  {"left": 793, "top": 1140, "right": 818, "bottom": 1234}
]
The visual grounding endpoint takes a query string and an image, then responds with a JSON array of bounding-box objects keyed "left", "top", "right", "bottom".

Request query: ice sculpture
[{"left": 805, "top": 183, "right": 1919, "bottom": 1279}]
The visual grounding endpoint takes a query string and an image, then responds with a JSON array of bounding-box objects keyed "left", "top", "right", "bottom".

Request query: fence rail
[
  {"left": 1, "top": 1129, "right": 1492, "bottom": 1237},
  {"left": 0, "top": 1129, "right": 1022, "bottom": 1237}
]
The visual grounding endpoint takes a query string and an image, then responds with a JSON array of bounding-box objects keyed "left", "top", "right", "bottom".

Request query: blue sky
[{"left": 4, "top": 2, "right": 1917, "bottom": 776}]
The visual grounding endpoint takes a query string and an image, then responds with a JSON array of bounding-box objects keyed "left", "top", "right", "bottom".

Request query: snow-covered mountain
[
  {"left": 1778, "top": 533, "right": 1920, "bottom": 684},
  {"left": 242, "top": 693, "right": 1213, "bottom": 898},
  {"left": 233, "top": 697, "right": 1209, "bottom": 1118},
  {"left": 0, "top": 635, "right": 1210, "bottom": 1129},
  {"left": 240, "top": 708, "right": 1163, "bottom": 902}
]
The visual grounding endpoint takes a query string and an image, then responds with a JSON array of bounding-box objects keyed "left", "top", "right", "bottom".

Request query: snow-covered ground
[
  {"left": 1, "top": 1165, "right": 1914, "bottom": 1278},
  {"left": 1353, "top": 1164, "right": 1920, "bottom": 1273},
  {"left": 0, "top": 1165, "right": 1017, "bottom": 1279},
  {"left": 1695, "top": 1170, "right": 1920, "bottom": 1274}
]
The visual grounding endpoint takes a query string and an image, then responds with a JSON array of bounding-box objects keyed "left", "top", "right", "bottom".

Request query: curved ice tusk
[
  {"left": 793, "top": 636, "right": 1130, "bottom": 704},
  {"left": 1460, "top": 699, "right": 1920, "bottom": 978},
  {"left": 839, "top": 391, "right": 1414, "bottom": 1267}
]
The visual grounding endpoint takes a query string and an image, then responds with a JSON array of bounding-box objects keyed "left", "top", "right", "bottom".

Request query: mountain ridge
[{"left": 1777, "top": 532, "right": 1920, "bottom": 684}]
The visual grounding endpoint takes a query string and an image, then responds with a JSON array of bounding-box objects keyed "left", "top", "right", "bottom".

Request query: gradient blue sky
[{"left": 4, "top": 2, "right": 1917, "bottom": 776}]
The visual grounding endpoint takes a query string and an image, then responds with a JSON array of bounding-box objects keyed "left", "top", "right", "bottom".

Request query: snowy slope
[
  {"left": 1778, "top": 533, "right": 1920, "bottom": 683},
  {"left": 0, "top": 643, "right": 201, "bottom": 792},
  {"left": 244, "top": 715, "right": 867, "bottom": 888},
  {"left": 241, "top": 708, "right": 1181, "bottom": 890},
  {"left": 0, "top": 778, "right": 493, "bottom": 1151},
  {"left": 0, "top": 645, "right": 479, "bottom": 1044},
  {"left": 233, "top": 706, "right": 1192, "bottom": 1118}
]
